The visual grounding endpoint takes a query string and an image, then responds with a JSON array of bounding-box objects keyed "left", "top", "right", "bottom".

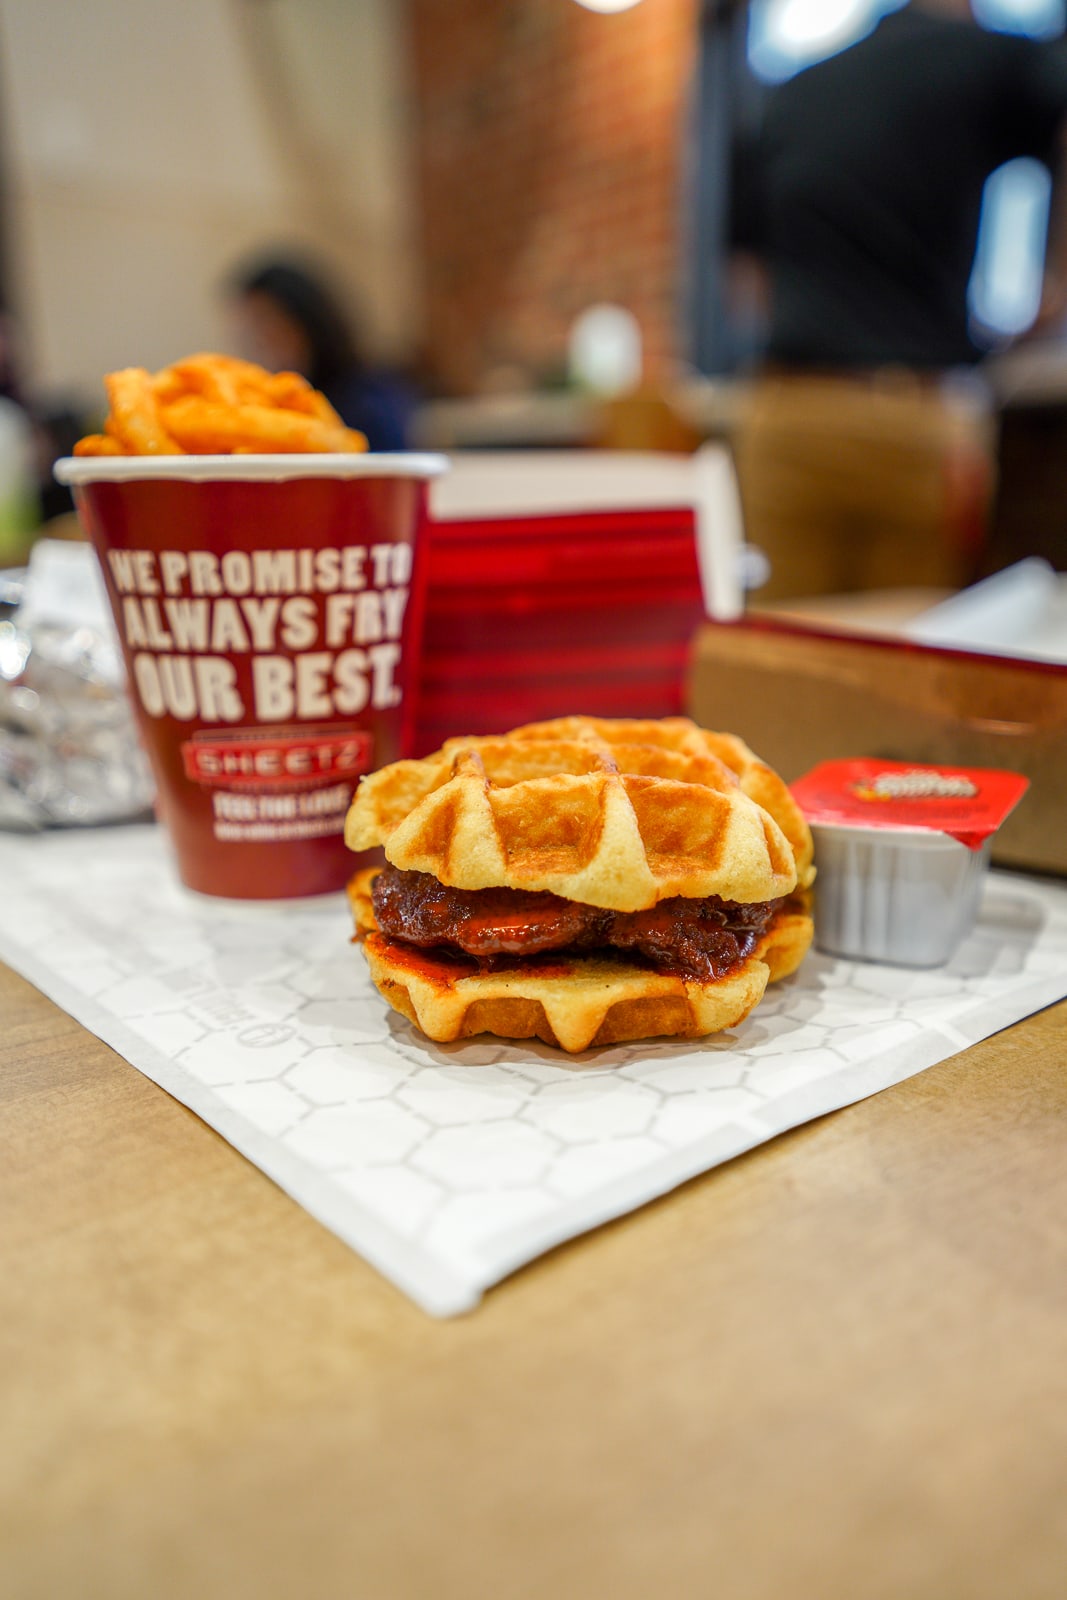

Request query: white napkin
[
  {"left": 905, "top": 559, "right": 1067, "bottom": 664},
  {"left": 2, "top": 825, "right": 1065, "bottom": 1314}
]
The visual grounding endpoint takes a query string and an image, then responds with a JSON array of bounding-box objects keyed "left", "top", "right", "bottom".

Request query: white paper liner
[{"left": 2, "top": 824, "right": 1065, "bottom": 1316}]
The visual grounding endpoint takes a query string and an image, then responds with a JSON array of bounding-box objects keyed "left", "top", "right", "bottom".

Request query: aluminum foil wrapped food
[{"left": 0, "top": 541, "right": 154, "bottom": 829}]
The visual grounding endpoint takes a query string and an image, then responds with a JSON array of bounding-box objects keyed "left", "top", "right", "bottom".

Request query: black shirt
[{"left": 742, "top": 9, "right": 1067, "bottom": 368}]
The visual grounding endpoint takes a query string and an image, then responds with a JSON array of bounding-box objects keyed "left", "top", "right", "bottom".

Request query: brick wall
[{"left": 408, "top": 0, "right": 699, "bottom": 395}]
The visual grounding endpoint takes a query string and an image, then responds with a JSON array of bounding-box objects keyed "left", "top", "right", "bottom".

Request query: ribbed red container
[{"left": 412, "top": 505, "right": 706, "bottom": 754}]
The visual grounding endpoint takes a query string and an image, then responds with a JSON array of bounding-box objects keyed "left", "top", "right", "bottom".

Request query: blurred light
[
  {"left": 568, "top": 305, "right": 643, "bottom": 395},
  {"left": 749, "top": 0, "right": 1063, "bottom": 82},
  {"left": 969, "top": 158, "right": 1052, "bottom": 337},
  {"left": 972, "top": 0, "right": 1064, "bottom": 37},
  {"left": 776, "top": 0, "right": 868, "bottom": 48},
  {"left": 573, "top": 0, "right": 645, "bottom": 11},
  {"left": 748, "top": 0, "right": 904, "bottom": 82}
]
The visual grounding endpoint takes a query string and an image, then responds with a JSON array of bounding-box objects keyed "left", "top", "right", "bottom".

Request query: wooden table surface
[{"left": 2, "top": 961, "right": 1066, "bottom": 1600}]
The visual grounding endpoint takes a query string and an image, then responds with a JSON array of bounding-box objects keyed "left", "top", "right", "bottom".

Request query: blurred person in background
[
  {"left": 227, "top": 256, "right": 413, "bottom": 451},
  {"left": 731, "top": 0, "right": 1067, "bottom": 600}
]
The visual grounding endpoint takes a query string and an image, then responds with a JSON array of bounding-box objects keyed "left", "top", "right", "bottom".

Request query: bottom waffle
[
  {"left": 755, "top": 892, "right": 814, "bottom": 982},
  {"left": 361, "top": 930, "right": 770, "bottom": 1053},
  {"left": 347, "top": 869, "right": 809, "bottom": 1053}
]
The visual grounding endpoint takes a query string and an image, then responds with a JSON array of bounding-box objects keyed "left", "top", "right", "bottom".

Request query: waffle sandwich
[{"left": 345, "top": 716, "right": 814, "bottom": 1053}]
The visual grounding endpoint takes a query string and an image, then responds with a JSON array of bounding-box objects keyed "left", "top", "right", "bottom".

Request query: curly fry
[
  {"left": 73, "top": 433, "right": 124, "bottom": 456},
  {"left": 73, "top": 354, "right": 371, "bottom": 456},
  {"left": 263, "top": 371, "right": 319, "bottom": 414},
  {"left": 105, "top": 368, "right": 182, "bottom": 454},
  {"left": 161, "top": 396, "right": 360, "bottom": 454}
]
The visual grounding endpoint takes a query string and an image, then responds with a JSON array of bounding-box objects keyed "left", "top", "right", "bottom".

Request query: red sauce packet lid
[{"left": 789, "top": 759, "right": 1029, "bottom": 851}]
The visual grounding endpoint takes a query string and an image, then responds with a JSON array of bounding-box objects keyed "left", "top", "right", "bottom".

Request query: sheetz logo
[{"left": 181, "top": 727, "right": 373, "bottom": 789}]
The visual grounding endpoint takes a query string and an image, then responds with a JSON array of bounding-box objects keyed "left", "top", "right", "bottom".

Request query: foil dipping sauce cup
[
  {"left": 789, "top": 758, "right": 1029, "bottom": 967},
  {"left": 55, "top": 452, "right": 448, "bottom": 898}
]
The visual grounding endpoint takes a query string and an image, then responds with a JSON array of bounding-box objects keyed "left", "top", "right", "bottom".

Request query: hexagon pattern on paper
[{"left": 2, "top": 826, "right": 1066, "bottom": 1316}]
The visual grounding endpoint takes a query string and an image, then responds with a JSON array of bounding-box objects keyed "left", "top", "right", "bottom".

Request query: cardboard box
[{"left": 688, "top": 615, "right": 1067, "bottom": 875}]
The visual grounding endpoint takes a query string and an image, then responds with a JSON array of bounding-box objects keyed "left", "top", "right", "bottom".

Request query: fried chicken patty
[{"left": 371, "top": 866, "right": 781, "bottom": 982}]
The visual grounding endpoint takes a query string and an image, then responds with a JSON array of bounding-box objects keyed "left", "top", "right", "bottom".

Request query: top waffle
[
  {"left": 345, "top": 715, "right": 810, "bottom": 913},
  {"left": 512, "top": 717, "right": 815, "bottom": 891}
]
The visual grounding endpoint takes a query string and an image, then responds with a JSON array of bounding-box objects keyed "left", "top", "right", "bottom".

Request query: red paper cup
[{"left": 55, "top": 452, "right": 448, "bottom": 898}]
